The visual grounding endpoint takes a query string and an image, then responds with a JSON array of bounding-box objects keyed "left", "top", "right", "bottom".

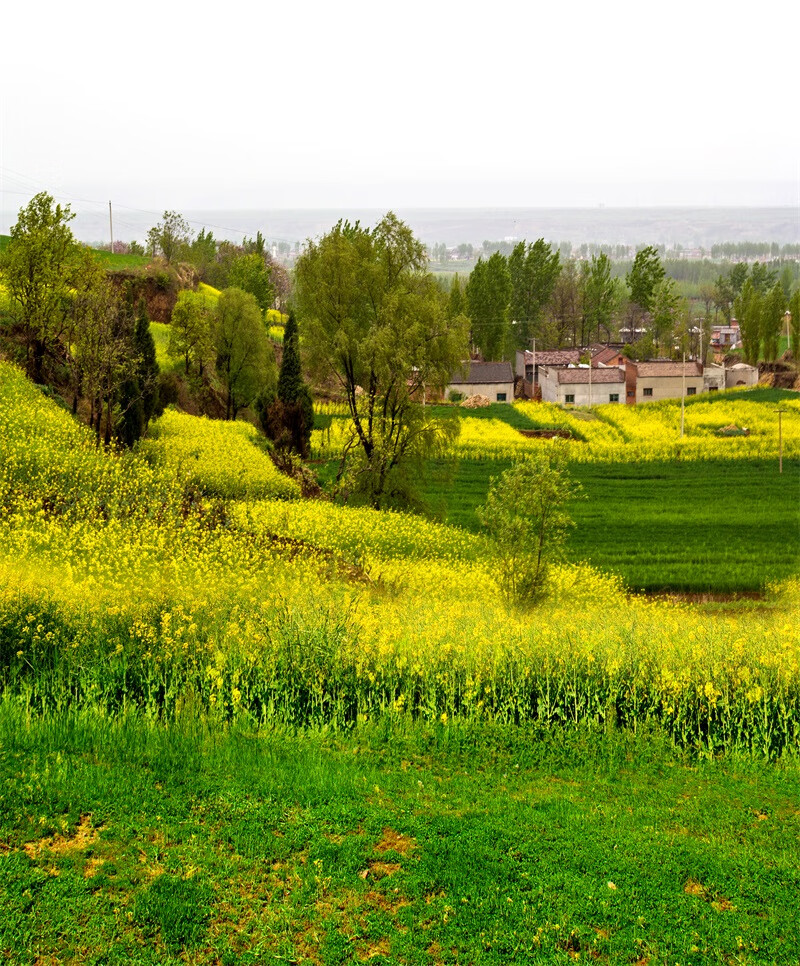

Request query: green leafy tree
[
  {"left": 477, "top": 443, "right": 580, "bottom": 602},
  {"left": 734, "top": 280, "right": 761, "bottom": 365},
  {"left": 168, "top": 290, "right": 217, "bottom": 376},
  {"left": 508, "top": 239, "right": 561, "bottom": 350},
  {"left": 134, "top": 297, "right": 161, "bottom": 424},
  {"left": 466, "top": 253, "right": 511, "bottom": 360},
  {"left": 448, "top": 274, "right": 466, "bottom": 319},
  {"left": 582, "top": 253, "right": 618, "bottom": 343},
  {"left": 215, "top": 288, "right": 276, "bottom": 420},
  {"left": 789, "top": 289, "right": 800, "bottom": 358},
  {"left": 146, "top": 211, "right": 192, "bottom": 263},
  {"left": 188, "top": 228, "right": 217, "bottom": 278},
  {"left": 293, "top": 212, "right": 468, "bottom": 508},
  {"left": 2, "top": 192, "right": 78, "bottom": 383},
  {"left": 626, "top": 246, "right": 665, "bottom": 314},
  {"left": 260, "top": 311, "right": 314, "bottom": 458},
  {"left": 227, "top": 252, "right": 275, "bottom": 314},
  {"left": 649, "top": 277, "right": 680, "bottom": 354},
  {"left": 749, "top": 261, "right": 778, "bottom": 295},
  {"left": 760, "top": 282, "right": 785, "bottom": 362}
]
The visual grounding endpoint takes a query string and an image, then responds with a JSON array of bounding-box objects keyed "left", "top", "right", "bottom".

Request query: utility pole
[
  {"left": 680, "top": 351, "right": 686, "bottom": 438},
  {"left": 109, "top": 201, "right": 113, "bottom": 254}
]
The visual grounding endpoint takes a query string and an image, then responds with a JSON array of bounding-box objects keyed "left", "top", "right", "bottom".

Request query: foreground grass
[
  {"left": 420, "top": 458, "right": 800, "bottom": 593},
  {"left": 1, "top": 708, "right": 799, "bottom": 965}
]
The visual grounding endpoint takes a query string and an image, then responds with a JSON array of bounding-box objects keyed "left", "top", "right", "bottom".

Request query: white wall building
[
  {"left": 446, "top": 361, "right": 515, "bottom": 403},
  {"left": 538, "top": 365, "right": 626, "bottom": 406}
]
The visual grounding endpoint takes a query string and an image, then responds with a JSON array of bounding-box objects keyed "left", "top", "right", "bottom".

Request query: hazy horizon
[{"left": 2, "top": 204, "right": 794, "bottom": 251}]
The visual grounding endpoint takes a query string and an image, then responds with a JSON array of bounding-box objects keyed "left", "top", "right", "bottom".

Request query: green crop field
[{"left": 420, "top": 457, "right": 800, "bottom": 594}]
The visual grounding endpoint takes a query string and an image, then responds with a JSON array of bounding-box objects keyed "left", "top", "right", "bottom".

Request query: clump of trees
[
  {"left": 1, "top": 193, "right": 164, "bottom": 446},
  {"left": 293, "top": 212, "right": 468, "bottom": 507},
  {"left": 462, "top": 239, "right": 620, "bottom": 359}
]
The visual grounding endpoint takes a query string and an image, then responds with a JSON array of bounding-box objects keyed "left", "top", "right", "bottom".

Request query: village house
[
  {"left": 703, "top": 362, "right": 759, "bottom": 391},
  {"left": 537, "top": 365, "right": 626, "bottom": 406},
  {"left": 446, "top": 360, "right": 515, "bottom": 403},
  {"left": 624, "top": 360, "right": 704, "bottom": 404}
]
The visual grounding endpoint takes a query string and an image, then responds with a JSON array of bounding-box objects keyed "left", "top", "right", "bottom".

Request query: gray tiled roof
[
  {"left": 556, "top": 368, "right": 625, "bottom": 384},
  {"left": 450, "top": 361, "right": 514, "bottom": 384}
]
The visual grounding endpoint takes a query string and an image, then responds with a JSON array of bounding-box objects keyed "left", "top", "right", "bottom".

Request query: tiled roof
[
  {"left": 450, "top": 361, "right": 514, "bottom": 385},
  {"left": 556, "top": 368, "right": 625, "bottom": 385},
  {"left": 524, "top": 349, "right": 580, "bottom": 366},
  {"left": 634, "top": 362, "right": 703, "bottom": 378},
  {"left": 592, "top": 347, "right": 625, "bottom": 366}
]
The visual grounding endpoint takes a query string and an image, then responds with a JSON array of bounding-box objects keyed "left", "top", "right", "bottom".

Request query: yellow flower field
[{"left": 1, "top": 361, "right": 799, "bottom": 756}]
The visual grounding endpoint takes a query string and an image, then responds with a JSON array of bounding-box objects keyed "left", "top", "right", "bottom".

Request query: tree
[
  {"left": 760, "top": 282, "right": 785, "bottom": 362},
  {"left": 466, "top": 253, "right": 511, "bottom": 360},
  {"left": 293, "top": 213, "right": 468, "bottom": 507},
  {"left": 132, "top": 297, "right": 161, "bottom": 427},
  {"left": 215, "top": 288, "right": 275, "bottom": 420},
  {"left": 2, "top": 192, "right": 78, "bottom": 382},
  {"left": 626, "top": 246, "right": 665, "bottom": 314},
  {"left": 146, "top": 211, "right": 192, "bottom": 263},
  {"left": 227, "top": 252, "right": 275, "bottom": 313},
  {"left": 649, "top": 277, "right": 681, "bottom": 354},
  {"left": 749, "top": 262, "right": 778, "bottom": 295},
  {"left": 477, "top": 443, "right": 580, "bottom": 602},
  {"left": 734, "top": 280, "right": 761, "bottom": 365},
  {"left": 789, "top": 289, "right": 800, "bottom": 358},
  {"left": 508, "top": 239, "right": 561, "bottom": 351},
  {"left": 448, "top": 274, "right": 466, "bottom": 319},
  {"left": 168, "top": 290, "right": 217, "bottom": 376},
  {"left": 71, "top": 261, "right": 137, "bottom": 445},
  {"left": 582, "top": 253, "right": 618, "bottom": 343},
  {"left": 260, "top": 311, "right": 314, "bottom": 458}
]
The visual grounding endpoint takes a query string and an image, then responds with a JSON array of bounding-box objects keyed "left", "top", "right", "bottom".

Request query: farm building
[
  {"left": 624, "top": 360, "right": 704, "bottom": 404},
  {"left": 538, "top": 365, "right": 626, "bottom": 406},
  {"left": 704, "top": 362, "right": 759, "bottom": 391},
  {"left": 446, "top": 361, "right": 515, "bottom": 403}
]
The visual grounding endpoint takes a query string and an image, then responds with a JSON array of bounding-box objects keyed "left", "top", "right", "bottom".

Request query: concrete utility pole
[
  {"left": 109, "top": 201, "right": 113, "bottom": 253},
  {"left": 680, "top": 352, "right": 686, "bottom": 438}
]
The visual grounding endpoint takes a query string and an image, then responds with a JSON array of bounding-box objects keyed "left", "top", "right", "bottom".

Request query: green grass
[
  {"left": 1, "top": 706, "right": 799, "bottom": 964},
  {"left": 90, "top": 248, "right": 151, "bottom": 270},
  {"left": 419, "top": 458, "right": 800, "bottom": 594}
]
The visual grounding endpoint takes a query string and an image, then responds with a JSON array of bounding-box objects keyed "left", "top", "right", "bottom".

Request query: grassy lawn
[
  {"left": 2, "top": 708, "right": 799, "bottom": 965},
  {"left": 416, "top": 457, "right": 800, "bottom": 594},
  {"left": 90, "top": 248, "right": 151, "bottom": 271}
]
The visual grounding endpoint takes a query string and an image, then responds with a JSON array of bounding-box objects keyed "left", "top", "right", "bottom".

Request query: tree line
[{"left": 449, "top": 240, "right": 799, "bottom": 365}]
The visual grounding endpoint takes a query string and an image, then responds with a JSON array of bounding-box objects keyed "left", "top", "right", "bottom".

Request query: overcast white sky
[{"left": 1, "top": 0, "right": 798, "bottom": 224}]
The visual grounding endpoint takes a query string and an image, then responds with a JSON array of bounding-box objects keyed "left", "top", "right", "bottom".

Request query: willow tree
[{"left": 293, "top": 213, "right": 468, "bottom": 507}]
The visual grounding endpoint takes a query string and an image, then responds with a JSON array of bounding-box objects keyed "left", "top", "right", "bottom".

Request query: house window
[
  {"left": 687, "top": 386, "right": 697, "bottom": 395},
  {"left": 496, "top": 392, "right": 507, "bottom": 402},
  {"left": 709, "top": 386, "right": 718, "bottom": 392},
  {"left": 643, "top": 387, "right": 653, "bottom": 397},
  {"left": 564, "top": 394, "right": 575, "bottom": 404},
  {"left": 609, "top": 393, "right": 619, "bottom": 403}
]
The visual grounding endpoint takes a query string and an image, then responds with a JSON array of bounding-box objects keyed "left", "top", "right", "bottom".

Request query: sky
[{"left": 1, "top": 0, "right": 798, "bottom": 228}]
